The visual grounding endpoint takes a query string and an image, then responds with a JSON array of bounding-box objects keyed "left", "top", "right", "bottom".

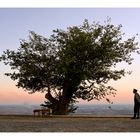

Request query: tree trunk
[
  {"left": 58, "top": 100, "right": 69, "bottom": 115},
  {"left": 57, "top": 79, "right": 74, "bottom": 115},
  {"left": 45, "top": 80, "right": 76, "bottom": 115}
]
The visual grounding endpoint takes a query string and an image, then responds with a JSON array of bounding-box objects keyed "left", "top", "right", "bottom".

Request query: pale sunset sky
[{"left": 0, "top": 8, "right": 140, "bottom": 105}]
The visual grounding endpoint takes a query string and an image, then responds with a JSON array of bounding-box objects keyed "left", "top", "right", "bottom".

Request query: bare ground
[{"left": 0, "top": 115, "right": 140, "bottom": 132}]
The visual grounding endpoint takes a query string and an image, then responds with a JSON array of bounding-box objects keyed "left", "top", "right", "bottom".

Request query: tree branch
[{"left": 45, "top": 85, "right": 58, "bottom": 104}]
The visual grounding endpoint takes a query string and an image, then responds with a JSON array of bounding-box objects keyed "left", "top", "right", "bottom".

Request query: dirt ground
[{"left": 0, "top": 115, "right": 140, "bottom": 132}]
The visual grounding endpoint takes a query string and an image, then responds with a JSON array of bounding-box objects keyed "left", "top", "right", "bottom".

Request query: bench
[{"left": 33, "top": 108, "right": 52, "bottom": 117}]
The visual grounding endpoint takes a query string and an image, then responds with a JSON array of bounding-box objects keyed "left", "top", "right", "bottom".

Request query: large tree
[{"left": 0, "top": 19, "right": 139, "bottom": 114}]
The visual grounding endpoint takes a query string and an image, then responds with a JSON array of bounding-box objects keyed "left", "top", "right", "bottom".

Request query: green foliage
[{"left": 0, "top": 19, "right": 139, "bottom": 114}]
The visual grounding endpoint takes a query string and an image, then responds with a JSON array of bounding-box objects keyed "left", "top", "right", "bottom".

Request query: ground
[{"left": 0, "top": 115, "right": 140, "bottom": 132}]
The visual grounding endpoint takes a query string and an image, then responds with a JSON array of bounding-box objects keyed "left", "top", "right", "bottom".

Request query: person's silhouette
[{"left": 131, "top": 89, "right": 140, "bottom": 119}]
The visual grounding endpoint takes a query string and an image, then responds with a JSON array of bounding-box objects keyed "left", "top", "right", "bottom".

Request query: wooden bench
[{"left": 33, "top": 108, "right": 52, "bottom": 117}]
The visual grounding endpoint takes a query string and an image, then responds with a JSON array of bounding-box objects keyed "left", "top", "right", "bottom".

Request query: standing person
[{"left": 131, "top": 89, "right": 140, "bottom": 119}]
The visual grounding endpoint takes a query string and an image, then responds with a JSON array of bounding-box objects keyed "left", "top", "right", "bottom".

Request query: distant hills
[{"left": 0, "top": 104, "right": 133, "bottom": 116}]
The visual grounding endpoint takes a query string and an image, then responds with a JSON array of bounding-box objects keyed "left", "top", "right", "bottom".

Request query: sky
[{"left": 0, "top": 8, "right": 140, "bottom": 105}]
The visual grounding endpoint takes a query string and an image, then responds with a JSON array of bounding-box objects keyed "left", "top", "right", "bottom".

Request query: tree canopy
[{"left": 0, "top": 19, "right": 139, "bottom": 114}]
